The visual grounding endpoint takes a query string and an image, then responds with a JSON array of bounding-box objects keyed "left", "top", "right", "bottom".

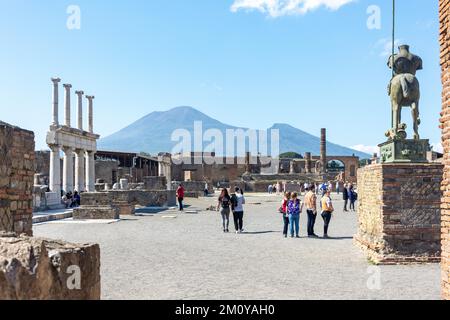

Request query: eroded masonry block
[
  {"left": 0, "top": 121, "right": 35, "bottom": 236},
  {"left": 0, "top": 233, "right": 100, "bottom": 300},
  {"left": 73, "top": 205, "right": 120, "bottom": 220},
  {"left": 354, "top": 163, "right": 442, "bottom": 264}
]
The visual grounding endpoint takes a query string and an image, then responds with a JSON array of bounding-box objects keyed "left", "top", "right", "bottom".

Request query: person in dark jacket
[
  {"left": 349, "top": 185, "right": 357, "bottom": 212},
  {"left": 343, "top": 183, "right": 349, "bottom": 212}
]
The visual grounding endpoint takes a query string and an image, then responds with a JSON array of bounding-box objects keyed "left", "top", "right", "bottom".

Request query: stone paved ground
[{"left": 33, "top": 193, "right": 441, "bottom": 300}]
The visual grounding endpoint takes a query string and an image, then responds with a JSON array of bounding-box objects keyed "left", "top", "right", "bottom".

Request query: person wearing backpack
[
  {"left": 287, "top": 192, "right": 302, "bottom": 238},
  {"left": 217, "top": 188, "right": 232, "bottom": 233},
  {"left": 231, "top": 187, "right": 246, "bottom": 233}
]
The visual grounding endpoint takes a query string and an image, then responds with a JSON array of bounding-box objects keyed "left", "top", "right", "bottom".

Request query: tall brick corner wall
[
  {"left": 0, "top": 121, "right": 35, "bottom": 236},
  {"left": 440, "top": 0, "right": 450, "bottom": 300},
  {"left": 355, "top": 163, "right": 442, "bottom": 264}
]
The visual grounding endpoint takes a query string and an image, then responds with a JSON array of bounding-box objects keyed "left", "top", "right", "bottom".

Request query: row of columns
[
  {"left": 49, "top": 78, "right": 97, "bottom": 195},
  {"left": 51, "top": 78, "right": 94, "bottom": 132},
  {"left": 50, "top": 145, "right": 95, "bottom": 195}
]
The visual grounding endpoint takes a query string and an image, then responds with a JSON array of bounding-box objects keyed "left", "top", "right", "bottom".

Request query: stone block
[
  {"left": 0, "top": 234, "right": 100, "bottom": 300},
  {"left": 73, "top": 205, "right": 119, "bottom": 220}
]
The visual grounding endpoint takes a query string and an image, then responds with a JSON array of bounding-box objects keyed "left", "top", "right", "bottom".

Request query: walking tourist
[
  {"left": 280, "top": 192, "right": 291, "bottom": 238},
  {"left": 276, "top": 182, "right": 281, "bottom": 195},
  {"left": 304, "top": 186, "right": 318, "bottom": 238},
  {"left": 287, "top": 193, "right": 301, "bottom": 238},
  {"left": 321, "top": 190, "right": 334, "bottom": 239},
  {"left": 176, "top": 184, "right": 185, "bottom": 211},
  {"left": 204, "top": 182, "right": 209, "bottom": 197},
  {"left": 349, "top": 184, "right": 357, "bottom": 212},
  {"left": 320, "top": 182, "right": 328, "bottom": 196},
  {"left": 268, "top": 184, "right": 273, "bottom": 194},
  {"left": 336, "top": 181, "right": 341, "bottom": 195},
  {"left": 343, "top": 183, "right": 349, "bottom": 212},
  {"left": 217, "top": 188, "right": 232, "bottom": 233},
  {"left": 231, "top": 187, "right": 246, "bottom": 233}
]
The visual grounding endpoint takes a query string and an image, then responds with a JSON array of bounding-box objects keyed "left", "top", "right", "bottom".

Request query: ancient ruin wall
[
  {"left": 355, "top": 163, "right": 442, "bottom": 264},
  {"left": 0, "top": 122, "right": 35, "bottom": 236},
  {"left": 440, "top": 0, "right": 450, "bottom": 300}
]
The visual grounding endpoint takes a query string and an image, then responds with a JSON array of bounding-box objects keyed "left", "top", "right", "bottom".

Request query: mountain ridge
[{"left": 98, "top": 106, "right": 370, "bottom": 159}]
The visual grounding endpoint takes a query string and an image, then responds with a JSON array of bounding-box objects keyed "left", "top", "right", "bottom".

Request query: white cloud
[
  {"left": 431, "top": 142, "right": 443, "bottom": 154},
  {"left": 375, "top": 38, "right": 403, "bottom": 57},
  {"left": 351, "top": 144, "right": 379, "bottom": 155},
  {"left": 230, "top": 0, "right": 354, "bottom": 17}
]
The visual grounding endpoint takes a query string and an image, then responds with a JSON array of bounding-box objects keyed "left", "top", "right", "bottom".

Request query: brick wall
[
  {"left": 355, "top": 163, "right": 442, "bottom": 264},
  {"left": 0, "top": 121, "right": 35, "bottom": 236},
  {"left": 440, "top": 0, "right": 450, "bottom": 301}
]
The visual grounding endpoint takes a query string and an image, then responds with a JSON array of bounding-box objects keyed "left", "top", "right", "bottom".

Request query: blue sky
[{"left": 0, "top": 0, "right": 441, "bottom": 153}]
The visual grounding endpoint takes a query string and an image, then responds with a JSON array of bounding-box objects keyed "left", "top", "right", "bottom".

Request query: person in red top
[
  {"left": 176, "top": 184, "right": 185, "bottom": 211},
  {"left": 280, "top": 192, "right": 291, "bottom": 238}
]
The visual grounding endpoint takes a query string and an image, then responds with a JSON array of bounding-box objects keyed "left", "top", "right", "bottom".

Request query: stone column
[
  {"left": 75, "top": 90, "right": 84, "bottom": 131},
  {"left": 62, "top": 146, "right": 74, "bottom": 193},
  {"left": 86, "top": 96, "right": 95, "bottom": 133},
  {"left": 63, "top": 84, "right": 72, "bottom": 127},
  {"left": 51, "top": 78, "right": 61, "bottom": 126},
  {"left": 289, "top": 161, "right": 295, "bottom": 174},
  {"left": 75, "top": 149, "right": 85, "bottom": 192},
  {"left": 305, "top": 152, "right": 312, "bottom": 173},
  {"left": 320, "top": 128, "right": 327, "bottom": 174},
  {"left": 49, "top": 145, "right": 61, "bottom": 196},
  {"left": 85, "top": 151, "right": 96, "bottom": 192}
]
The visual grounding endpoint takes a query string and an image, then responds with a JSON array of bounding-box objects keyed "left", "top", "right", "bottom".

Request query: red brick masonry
[
  {"left": 355, "top": 163, "right": 442, "bottom": 265},
  {"left": 440, "top": 0, "right": 450, "bottom": 301},
  {"left": 0, "top": 122, "right": 35, "bottom": 236}
]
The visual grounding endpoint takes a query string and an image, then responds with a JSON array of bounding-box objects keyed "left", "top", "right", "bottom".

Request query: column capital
[
  {"left": 63, "top": 83, "right": 72, "bottom": 89},
  {"left": 75, "top": 90, "right": 84, "bottom": 96},
  {"left": 48, "top": 144, "right": 60, "bottom": 151},
  {"left": 51, "top": 77, "right": 61, "bottom": 84},
  {"left": 62, "top": 146, "right": 74, "bottom": 153},
  {"left": 86, "top": 95, "right": 95, "bottom": 100}
]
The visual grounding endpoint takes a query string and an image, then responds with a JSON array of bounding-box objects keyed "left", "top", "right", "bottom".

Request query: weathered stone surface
[
  {"left": 440, "top": 0, "right": 450, "bottom": 300},
  {"left": 144, "top": 176, "right": 167, "bottom": 190},
  {"left": 355, "top": 163, "right": 442, "bottom": 264},
  {"left": 0, "top": 234, "right": 100, "bottom": 300},
  {"left": 0, "top": 122, "right": 35, "bottom": 236},
  {"left": 81, "top": 190, "right": 176, "bottom": 208},
  {"left": 73, "top": 205, "right": 119, "bottom": 220}
]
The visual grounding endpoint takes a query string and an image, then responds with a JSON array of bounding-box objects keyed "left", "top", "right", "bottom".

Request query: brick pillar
[
  {"left": 440, "top": 0, "right": 450, "bottom": 301},
  {"left": 0, "top": 122, "right": 35, "bottom": 236}
]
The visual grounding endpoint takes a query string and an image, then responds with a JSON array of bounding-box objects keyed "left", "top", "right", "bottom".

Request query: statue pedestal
[
  {"left": 354, "top": 162, "right": 442, "bottom": 264},
  {"left": 379, "top": 139, "right": 430, "bottom": 163}
]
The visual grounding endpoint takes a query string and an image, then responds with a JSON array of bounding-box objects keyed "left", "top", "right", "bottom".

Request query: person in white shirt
[{"left": 231, "top": 187, "right": 246, "bottom": 233}]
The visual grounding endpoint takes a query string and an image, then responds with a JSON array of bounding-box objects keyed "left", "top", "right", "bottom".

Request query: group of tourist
[
  {"left": 342, "top": 183, "right": 357, "bottom": 212},
  {"left": 217, "top": 187, "right": 246, "bottom": 233},
  {"left": 180, "top": 179, "right": 356, "bottom": 237},
  {"left": 280, "top": 185, "right": 334, "bottom": 239},
  {"left": 61, "top": 191, "right": 81, "bottom": 209},
  {"left": 268, "top": 182, "right": 282, "bottom": 195}
]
